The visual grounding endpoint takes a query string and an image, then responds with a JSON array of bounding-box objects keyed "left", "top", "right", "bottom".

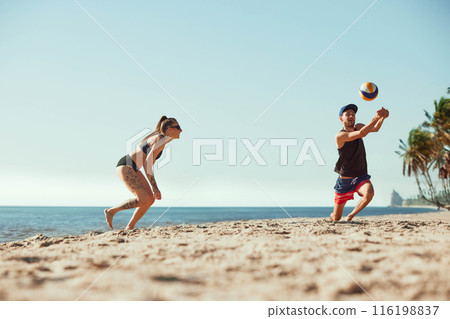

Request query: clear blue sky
[{"left": 0, "top": 0, "right": 449, "bottom": 206}]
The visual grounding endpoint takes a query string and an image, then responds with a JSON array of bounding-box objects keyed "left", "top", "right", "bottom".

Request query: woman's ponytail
[
  {"left": 155, "top": 115, "right": 168, "bottom": 132},
  {"left": 140, "top": 116, "right": 177, "bottom": 145}
]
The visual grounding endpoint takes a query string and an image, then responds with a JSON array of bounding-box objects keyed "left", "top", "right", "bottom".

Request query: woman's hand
[
  {"left": 148, "top": 175, "right": 162, "bottom": 200},
  {"left": 153, "top": 188, "right": 162, "bottom": 200}
]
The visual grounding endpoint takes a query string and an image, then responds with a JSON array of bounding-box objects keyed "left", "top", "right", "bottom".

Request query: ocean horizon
[{"left": 0, "top": 206, "right": 438, "bottom": 243}]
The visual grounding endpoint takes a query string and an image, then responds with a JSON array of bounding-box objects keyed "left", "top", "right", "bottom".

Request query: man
[{"left": 330, "top": 104, "right": 389, "bottom": 222}]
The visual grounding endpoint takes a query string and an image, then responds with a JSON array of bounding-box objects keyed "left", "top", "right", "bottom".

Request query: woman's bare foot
[
  {"left": 105, "top": 208, "right": 115, "bottom": 229},
  {"left": 125, "top": 226, "right": 134, "bottom": 230}
]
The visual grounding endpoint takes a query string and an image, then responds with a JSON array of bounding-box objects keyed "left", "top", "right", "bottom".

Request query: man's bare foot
[
  {"left": 330, "top": 213, "right": 341, "bottom": 221},
  {"left": 105, "top": 208, "right": 114, "bottom": 229},
  {"left": 346, "top": 214, "right": 355, "bottom": 222},
  {"left": 125, "top": 226, "right": 134, "bottom": 230}
]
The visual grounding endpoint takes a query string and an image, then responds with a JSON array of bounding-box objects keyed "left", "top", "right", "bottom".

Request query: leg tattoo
[{"left": 117, "top": 198, "right": 139, "bottom": 210}]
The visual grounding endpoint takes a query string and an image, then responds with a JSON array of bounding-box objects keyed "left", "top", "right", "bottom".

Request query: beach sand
[{"left": 1, "top": 211, "right": 449, "bottom": 301}]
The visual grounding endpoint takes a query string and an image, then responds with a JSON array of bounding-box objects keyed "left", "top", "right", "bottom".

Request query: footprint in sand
[
  {"left": 64, "top": 265, "right": 78, "bottom": 270},
  {"left": 347, "top": 247, "right": 362, "bottom": 252},
  {"left": 31, "top": 275, "right": 71, "bottom": 287},
  {"left": 360, "top": 265, "right": 373, "bottom": 272},
  {"left": 112, "top": 255, "right": 127, "bottom": 259},
  {"left": 39, "top": 239, "right": 63, "bottom": 248},
  {"left": 338, "top": 282, "right": 365, "bottom": 295},
  {"left": 274, "top": 231, "right": 290, "bottom": 235},
  {"left": 90, "top": 261, "right": 110, "bottom": 269},
  {"left": 152, "top": 275, "right": 203, "bottom": 285},
  {"left": 304, "top": 283, "right": 318, "bottom": 293},
  {"left": 8, "top": 242, "right": 24, "bottom": 248},
  {"left": 109, "top": 237, "right": 127, "bottom": 243},
  {"left": 87, "top": 231, "right": 104, "bottom": 236},
  {"left": 12, "top": 256, "right": 41, "bottom": 264}
]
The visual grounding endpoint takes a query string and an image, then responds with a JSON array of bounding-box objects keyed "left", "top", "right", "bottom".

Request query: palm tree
[
  {"left": 398, "top": 95, "right": 450, "bottom": 210},
  {"left": 423, "top": 97, "right": 450, "bottom": 149},
  {"left": 397, "top": 127, "right": 434, "bottom": 176},
  {"left": 397, "top": 127, "right": 443, "bottom": 207}
]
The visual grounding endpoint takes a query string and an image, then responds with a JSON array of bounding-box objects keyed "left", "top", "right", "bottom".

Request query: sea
[{"left": 0, "top": 206, "right": 437, "bottom": 243}]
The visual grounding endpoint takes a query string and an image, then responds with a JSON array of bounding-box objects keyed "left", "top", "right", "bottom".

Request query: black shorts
[{"left": 116, "top": 155, "right": 139, "bottom": 172}]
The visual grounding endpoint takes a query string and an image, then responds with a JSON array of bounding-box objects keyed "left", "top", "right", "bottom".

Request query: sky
[{"left": 0, "top": 0, "right": 449, "bottom": 207}]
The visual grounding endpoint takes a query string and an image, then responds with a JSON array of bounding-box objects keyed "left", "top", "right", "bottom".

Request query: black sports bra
[{"left": 140, "top": 135, "right": 163, "bottom": 160}]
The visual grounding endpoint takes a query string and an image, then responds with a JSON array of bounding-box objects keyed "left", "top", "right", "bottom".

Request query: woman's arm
[
  {"left": 148, "top": 175, "right": 161, "bottom": 200},
  {"left": 142, "top": 136, "right": 164, "bottom": 200},
  {"left": 144, "top": 161, "right": 161, "bottom": 200}
]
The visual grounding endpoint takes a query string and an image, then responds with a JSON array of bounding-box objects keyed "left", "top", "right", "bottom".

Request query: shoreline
[
  {"left": 0, "top": 206, "right": 439, "bottom": 244},
  {"left": 1, "top": 211, "right": 449, "bottom": 300}
]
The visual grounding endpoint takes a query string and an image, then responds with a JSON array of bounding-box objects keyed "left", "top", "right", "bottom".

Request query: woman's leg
[
  {"left": 125, "top": 171, "right": 155, "bottom": 230},
  {"left": 105, "top": 166, "right": 154, "bottom": 229}
]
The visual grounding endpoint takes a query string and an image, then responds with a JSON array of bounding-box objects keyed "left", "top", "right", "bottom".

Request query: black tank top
[{"left": 334, "top": 129, "right": 367, "bottom": 177}]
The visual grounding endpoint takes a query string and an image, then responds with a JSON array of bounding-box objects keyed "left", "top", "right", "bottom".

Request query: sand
[{"left": 1, "top": 211, "right": 449, "bottom": 301}]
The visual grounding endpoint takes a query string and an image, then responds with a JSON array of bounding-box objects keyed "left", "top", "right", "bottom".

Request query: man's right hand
[
  {"left": 375, "top": 109, "right": 384, "bottom": 119},
  {"left": 376, "top": 107, "right": 387, "bottom": 117},
  {"left": 376, "top": 108, "right": 389, "bottom": 119}
]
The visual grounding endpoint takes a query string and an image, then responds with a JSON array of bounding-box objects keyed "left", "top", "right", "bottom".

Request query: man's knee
[
  {"left": 364, "top": 188, "right": 374, "bottom": 200},
  {"left": 358, "top": 182, "right": 374, "bottom": 199}
]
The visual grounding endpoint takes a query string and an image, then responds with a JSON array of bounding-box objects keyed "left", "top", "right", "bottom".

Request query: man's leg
[
  {"left": 330, "top": 202, "right": 346, "bottom": 221},
  {"left": 346, "top": 181, "right": 374, "bottom": 221}
]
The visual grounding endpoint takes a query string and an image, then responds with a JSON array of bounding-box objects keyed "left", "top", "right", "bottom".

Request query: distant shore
[
  {"left": 1, "top": 211, "right": 449, "bottom": 300},
  {"left": 396, "top": 205, "right": 444, "bottom": 209}
]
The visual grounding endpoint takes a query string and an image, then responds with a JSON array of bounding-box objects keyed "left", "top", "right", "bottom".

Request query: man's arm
[
  {"left": 354, "top": 118, "right": 385, "bottom": 132},
  {"left": 371, "top": 117, "right": 385, "bottom": 132},
  {"left": 367, "top": 108, "right": 389, "bottom": 132},
  {"left": 336, "top": 112, "right": 383, "bottom": 148}
]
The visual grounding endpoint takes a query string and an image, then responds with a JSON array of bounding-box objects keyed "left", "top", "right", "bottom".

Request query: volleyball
[{"left": 359, "top": 82, "right": 378, "bottom": 101}]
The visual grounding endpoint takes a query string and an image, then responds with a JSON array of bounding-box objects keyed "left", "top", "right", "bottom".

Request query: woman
[{"left": 104, "top": 116, "right": 182, "bottom": 230}]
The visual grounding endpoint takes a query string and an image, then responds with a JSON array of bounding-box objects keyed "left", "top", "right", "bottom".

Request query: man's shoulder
[
  {"left": 335, "top": 128, "right": 347, "bottom": 136},
  {"left": 335, "top": 131, "right": 344, "bottom": 139}
]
